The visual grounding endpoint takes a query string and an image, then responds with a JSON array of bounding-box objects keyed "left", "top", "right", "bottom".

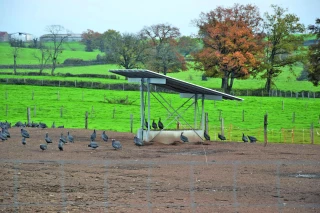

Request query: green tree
[
  {"left": 177, "top": 36, "right": 202, "bottom": 57},
  {"left": 140, "top": 23, "right": 187, "bottom": 75},
  {"left": 262, "top": 5, "right": 306, "bottom": 92},
  {"left": 306, "top": 18, "right": 320, "bottom": 86}
]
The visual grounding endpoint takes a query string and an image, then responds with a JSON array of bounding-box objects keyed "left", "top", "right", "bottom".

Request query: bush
[{"left": 63, "top": 58, "right": 84, "bottom": 65}]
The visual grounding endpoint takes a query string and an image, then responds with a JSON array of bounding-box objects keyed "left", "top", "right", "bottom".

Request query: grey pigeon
[
  {"left": 152, "top": 119, "right": 157, "bottom": 130},
  {"left": 101, "top": 131, "right": 108, "bottom": 142},
  {"left": 60, "top": 133, "right": 67, "bottom": 143},
  {"left": 112, "top": 139, "right": 122, "bottom": 150},
  {"left": 58, "top": 125, "right": 64, "bottom": 128},
  {"left": 21, "top": 128, "right": 30, "bottom": 138},
  {"left": 90, "top": 129, "right": 96, "bottom": 141},
  {"left": 180, "top": 132, "right": 188, "bottom": 143},
  {"left": 248, "top": 135, "right": 257, "bottom": 143},
  {"left": 22, "top": 137, "right": 26, "bottom": 145},
  {"left": 0, "top": 131, "right": 7, "bottom": 141},
  {"left": 88, "top": 140, "right": 99, "bottom": 149},
  {"left": 67, "top": 131, "right": 74, "bottom": 143},
  {"left": 2, "top": 128, "right": 10, "bottom": 138},
  {"left": 45, "top": 133, "right": 52, "bottom": 143},
  {"left": 134, "top": 136, "right": 144, "bottom": 147},
  {"left": 158, "top": 118, "right": 164, "bottom": 130},
  {"left": 204, "top": 131, "right": 210, "bottom": 141},
  {"left": 242, "top": 133, "right": 248, "bottom": 143},
  {"left": 40, "top": 144, "right": 47, "bottom": 151},
  {"left": 58, "top": 141, "right": 64, "bottom": 151},
  {"left": 218, "top": 133, "right": 226, "bottom": 141}
]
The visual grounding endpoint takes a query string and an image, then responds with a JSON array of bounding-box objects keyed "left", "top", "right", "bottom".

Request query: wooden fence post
[
  {"left": 220, "top": 118, "right": 224, "bottom": 137},
  {"left": 5, "top": 90, "right": 8, "bottom": 100},
  {"left": 27, "top": 107, "right": 31, "bottom": 126},
  {"left": 57, "top": 91, "right": 60, "bottom": 100},
  {"left": 113, "top": 107, "right": 116, "bottom": 119},
  {"left": 264, "top": 113, "right": 268, "bottom": 147},
  {"left": 104, "top": 94, "right": 106, "bottom": 102},
  {"left": 130, "top": 114, "right": 133, "bottom": 133},
  {"left": 32, "top": 90, "right": 34, "bottom": 100},
  {"left": 205, "top": 112, "right": 209, "bottom": 135},
  {"left": 85, "top": 111, "right": 88, "bottom": 129},
  {"left": 292, "top": 112, "right": 295, "bottom": 123},
  {"left": 282, "top": 100, "right": 284, "bottom": 110},
  {"left": 242, "top": 109, "right": 245, "bottom": 122},
  {"left": 311, "top": 123, "right": 314, "bottom": 144},
  {"left": 34, "top": 105, "right": 36, "bottom": 117},
  {"left": 60, "top": 106, "right": 63, "bottom": 118},
  {"left": 6, "top": 104, "right": 8, "bottom": 116}
]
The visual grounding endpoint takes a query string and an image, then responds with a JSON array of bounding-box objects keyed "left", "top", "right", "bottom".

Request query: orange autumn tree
[{"left": 193, "top": 4, "right": 265, "bottom": 93}]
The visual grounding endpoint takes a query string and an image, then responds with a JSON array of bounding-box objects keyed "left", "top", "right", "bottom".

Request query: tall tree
[
  {"left": 177, "top": 36, "right": 202, "bottom": 57},
  {"left": 140, "top": 23, "right": 187, "bottom": 75},
  {"left": 101, "top": 29, "right": 122, "bottom": 61},
  {"left": 81, "top": 29, "right": 101, "bottom": 52},
  {"left": 262, "top": 5, "right": 305, "bottom": 92},
  {"left": 32, "top": 43, "right": 52, "bottom": 75},
  {"left": 106, "top": 33, "right": 149, "bottom": 69},
  {"left": 45, "top": 25, "right": 71, "bottom": 75},
  {"left": 193, "top": 4, "right": 264, "bottom": 93},
  {"left": 306, "top": 18, "right": 320, "bottom": 86}
]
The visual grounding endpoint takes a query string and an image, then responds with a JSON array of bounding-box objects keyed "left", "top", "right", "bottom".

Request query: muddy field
[{"left": 0, "top": 127, "right": 320, "bottom": 213}]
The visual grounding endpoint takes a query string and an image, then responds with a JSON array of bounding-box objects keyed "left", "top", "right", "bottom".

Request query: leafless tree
[
  {"left": 32, "top": 43, "right": 52, "bottom": 75},
  {"left": 45, "top": 25, "right": 71, "bottom": 75},
  {"left": 12, "top": 46, "right": 19, "bottom": 75}
]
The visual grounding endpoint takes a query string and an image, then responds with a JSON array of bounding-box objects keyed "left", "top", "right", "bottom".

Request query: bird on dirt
[
  {"left": 242, "top": 133, "right": 248, "bottom": 143},
  {"left": 60, "top": 133, "right": 67, "bottom": 144},
  {"left": 0, "top": 131, "right": 7, "bottom": 141},
  {"left": 90, "top": 129, "right": 96, "bottom": 141},
  {"left": 40, "top": 144, "right": 47, "bottom": 151},
  {"left": 152, "top": 119, "right": 157, "bottom": 130},
  {"left": 145, "top": 119, "right": 150, "bottom": 129},
  {"left": 158, "top": 118, "right": 164, "bottom": 130},
  {"left": 180, "top": 132, "right": 189, "bottom": 143},
  {"left": 248, "top": 135, "right": 257, "bottom": 143},
  {"left": 67, "top": 131, "right": 74, "bottom": 143},
  {"left": 21, "top": 128, "right": 30, "bottom": 138},
  {"left": 58, "top": 140, "right": 64, "bottom": 151},
  {"left": 88, "top": 140, "right": 99, "bottom": 149},
  {"left": 58, "top": 125, "right": 64, "bottom": 128},
  {"left": 22, "top": 137, "right": 26, "bottom": 145},
  {"left": 204, "top": 131, "right": 210, "bottom": 141},
  {"left": 134, "top": 136, "right": 144, "bottom": 147},
  {"left": 112, "top": 139, "right": 122, "bottom": 150},
  {"left": 2, "top": 128, "right": 10, "bottom": 138},
  {"left": 45, "top": 133, "right": 52, "bottom": 143},
  {"left": 218, "top": 133, "right": 226, "bottom": 141},
  {"left": 101, "top": 131, "right": 108, "bottom": 142}
]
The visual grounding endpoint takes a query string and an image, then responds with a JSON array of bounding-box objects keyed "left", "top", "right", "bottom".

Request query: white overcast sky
[{"left": 1, "top": 0, "right": 319, "bottom": 37}]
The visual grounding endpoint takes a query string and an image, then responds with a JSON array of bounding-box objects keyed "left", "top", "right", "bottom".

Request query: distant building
[
  {"left": 40, "top": 34, "right": 82, "bottom": 42},
  {"left": 9, "top": 32, "right": 33, "bottom": 41},
  {"left": 0, "top": 31, "right": 9, "bottom": 42}
]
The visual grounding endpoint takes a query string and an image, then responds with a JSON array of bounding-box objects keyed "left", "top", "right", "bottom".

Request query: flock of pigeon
[{"left": 1, "top": 120, "right": 258, "bottom": 151}]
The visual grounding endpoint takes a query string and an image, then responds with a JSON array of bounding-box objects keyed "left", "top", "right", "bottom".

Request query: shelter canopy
[{"left": 109, "top": 69, "right": 243, "bottom": 101}]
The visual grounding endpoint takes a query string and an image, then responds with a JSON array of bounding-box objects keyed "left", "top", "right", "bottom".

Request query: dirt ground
[{"left": 0, "top": 127, "right": 320, "bottom": 213}]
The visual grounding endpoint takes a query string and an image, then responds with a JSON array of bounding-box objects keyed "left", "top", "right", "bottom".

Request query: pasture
[
  {"left": 0, "top": 127, "right": 319, "bottom": 212},
  {"left": 1, "top": 84, "right": 320, "bottom": 144}
]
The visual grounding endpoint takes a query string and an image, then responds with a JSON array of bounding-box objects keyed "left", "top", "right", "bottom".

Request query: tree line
[{"left": 8, "top": 4, "right": 320, "bottom": 94}]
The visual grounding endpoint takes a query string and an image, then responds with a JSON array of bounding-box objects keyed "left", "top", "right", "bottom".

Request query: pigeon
[
  {"left": 218, "top": 133, "right": 226, "bottom": 141},
  {"left": 90, "top": 129, "right": 96, "bottom": 141},
  {"left": 204, "top": 131, "right": 210, "bottom": 141},
  {"left": 242, "top": 133, "right": 248, "bottom": 143},
  {"left": 0, "top": 131, "right": 7, "bottom": 141},
  {"left": 58, "top": 141, "right": 64, "bottom": 151},
  {"left": 248, "top": 135, "right": 257, "bottom": 143},
  {"left": 158, "top": 118, "right": 164, "bottom": 130},
  {"left": 112, "top": 139, "right": 122, "bottom": 150},
  {"left": 152, "top": 119, "right": 157, "bottom": 130},
  {"left": 88, "top": 140, "right": 99, "bottom": 149},
  {"left": 67, "top": 131, "right": 74, "bottom": 143},
  {"left": 45, "top": 133, "right": 52, "bottom": 143},
  {"left": 21, "top": 128, "right": 30, "bottom": 138},
  {"left": 40, "top": 144, "right": 47, "bottom": 151},
  {"left": 180, "top": 132, "right": 189, "bottom": 143},
  {"left": 2, "top": 128, "right": 10, "bottom": 138},
  {"left": 58, "top": 125, "right": 64, "bottom": 128},
  {"left": 60, "top": 133, "right": 67, "bottom": 143},
  {"left": 101, "top": 131, "right": 108, "bottom": 142},
  {"left": 22, "top": 137, "right": 26, "bottom": 145},
  {"left": 145, "top": 119, "right": 150, "bottom": 129},
  {"left": 134, "top": 136, "right": 144, "bottom": 146}
]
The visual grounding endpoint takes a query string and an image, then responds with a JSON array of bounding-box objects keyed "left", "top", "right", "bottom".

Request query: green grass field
[{"left": 1, "top": 85, "right": 319, "bottom": 144}]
